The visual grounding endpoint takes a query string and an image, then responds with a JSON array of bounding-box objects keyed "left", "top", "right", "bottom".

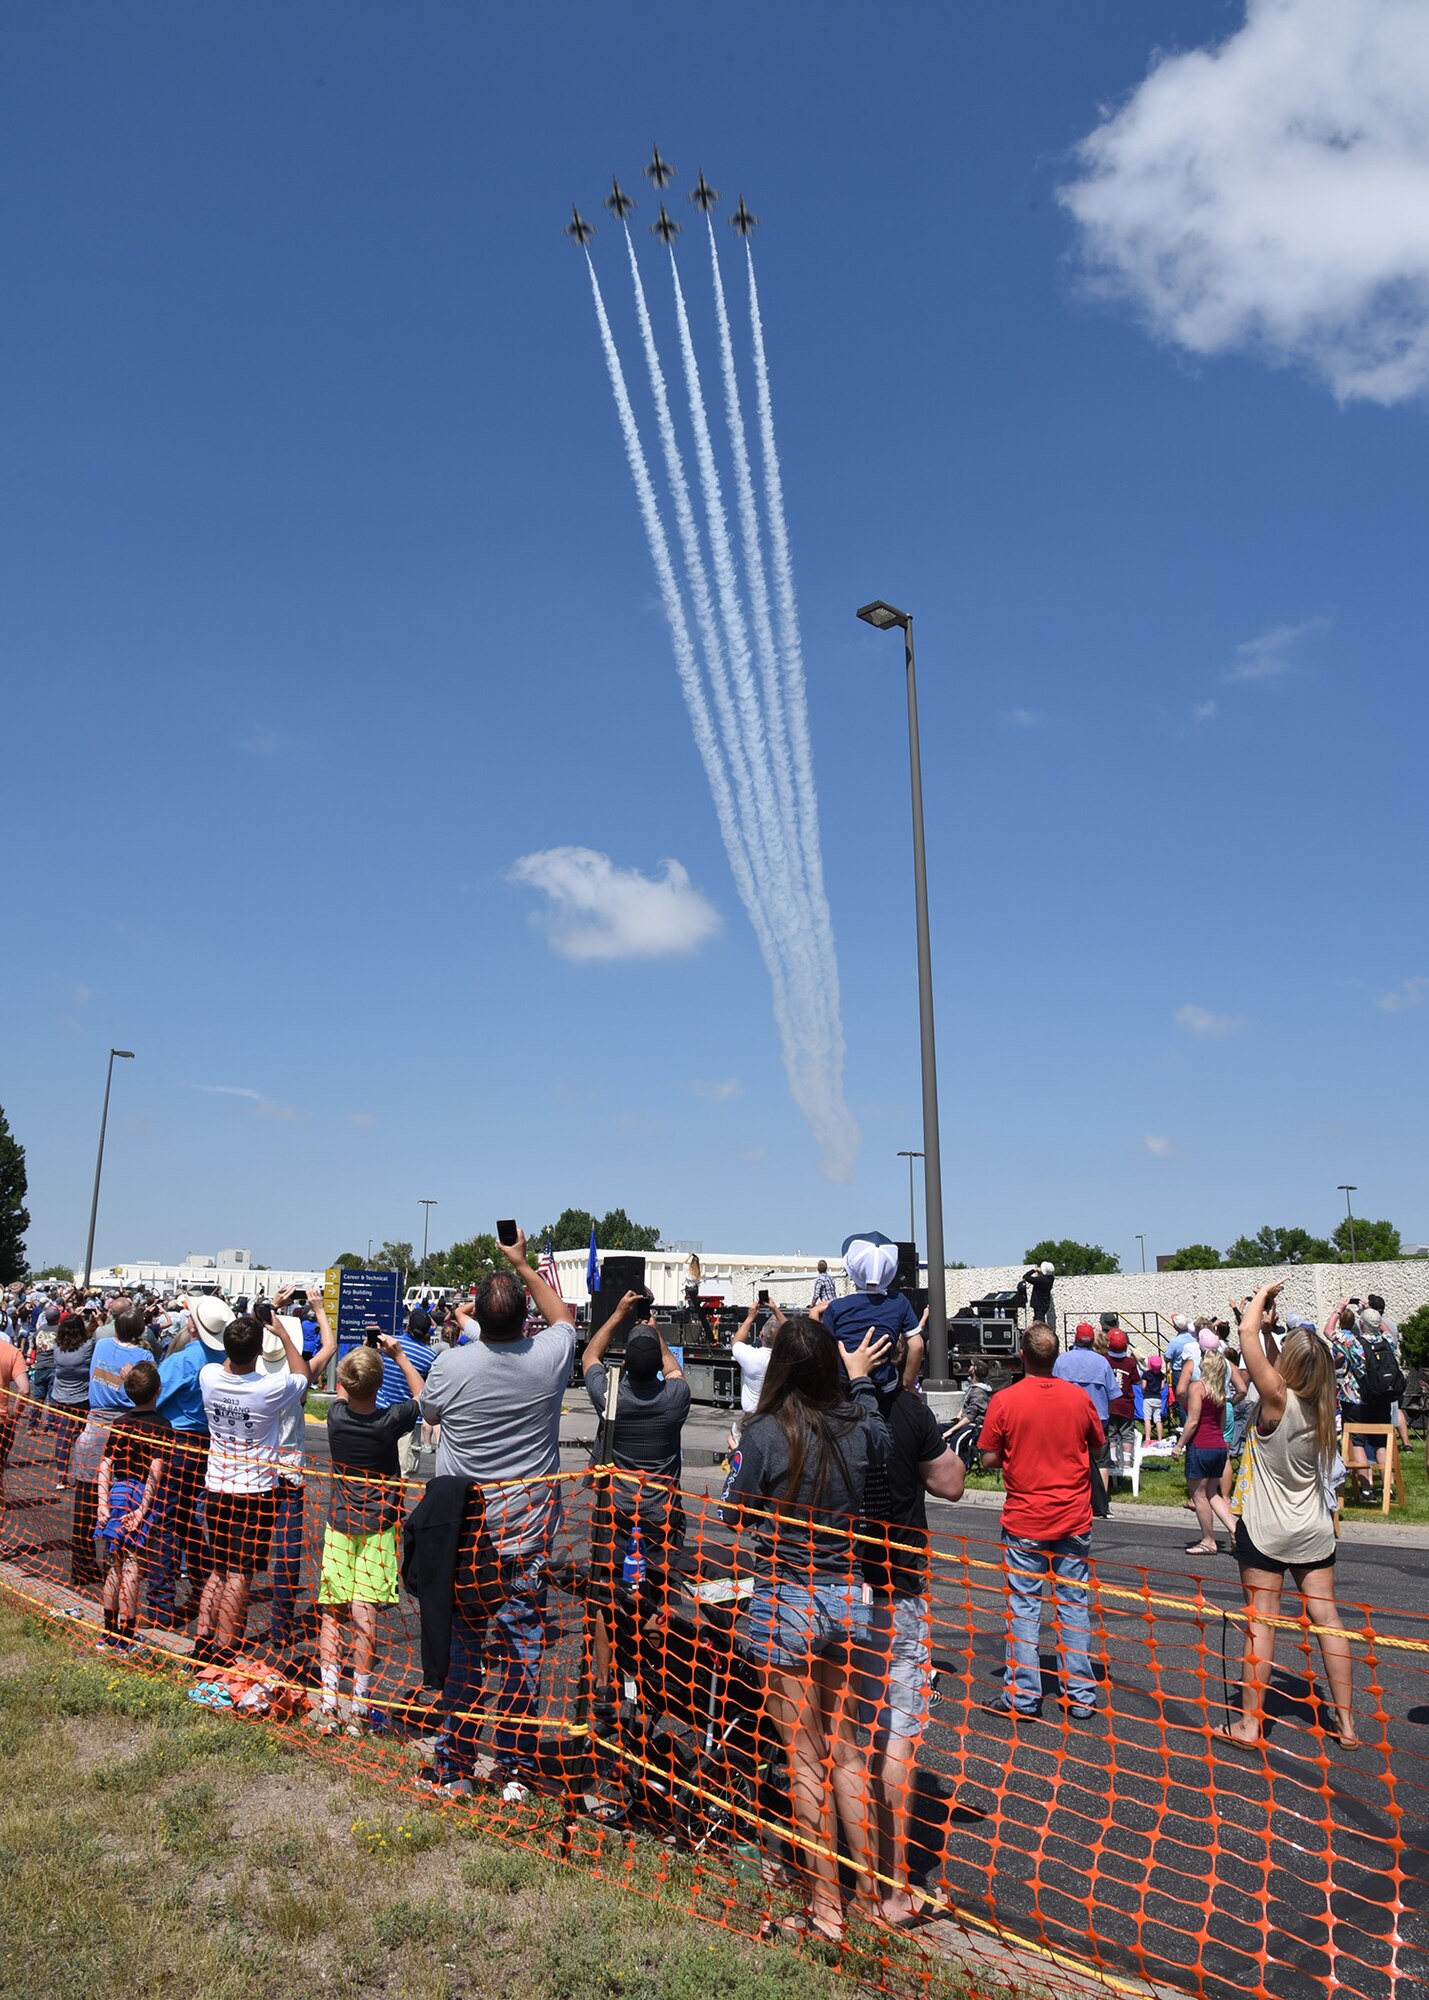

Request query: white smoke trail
[
  {"left": 744, "top": 245, "right": 858, "bottom": 1178},
  {"left": 621, "top": 228, "right": 775, "bottom": 920},
  {"left": 665, "top": 250, "right": 818, "bottom": 1040},
  {"left": 582, "top": 254, "right": 789, "bottom": 1051},
  {"left": 704, "top": 220, "right": 828, "bottom": 1051}
]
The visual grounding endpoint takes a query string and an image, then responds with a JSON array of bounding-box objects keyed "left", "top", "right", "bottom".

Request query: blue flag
[{"left": 586, "top": 1223, "right": 600, "bottom": 1294}]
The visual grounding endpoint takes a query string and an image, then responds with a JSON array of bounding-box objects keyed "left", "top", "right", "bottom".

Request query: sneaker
[
  {"left": 309, "top": 1711, "right": 341, "bottom": 1737},
  {"left": 414, "top": 1763, "right": 473, "bottom": 1799},
  {"left": 1066, "top": 1703, "right": 1098, "bottom": 1722},
  {"left": 981, "top": 1696, "right": 1041, "bottom": 1720},
  {"left": 343, "top": 1717, "right": 366, "bottom": 1739}
]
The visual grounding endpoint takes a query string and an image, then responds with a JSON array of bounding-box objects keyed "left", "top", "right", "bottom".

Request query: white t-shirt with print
[{"left": 200, "top": 1362, "right": 308, "bottom": 1494}]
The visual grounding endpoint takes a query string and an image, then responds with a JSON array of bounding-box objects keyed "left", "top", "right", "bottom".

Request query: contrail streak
[
  {"left": 666, "top": 248, "right": 817, "bottom": 1035},
  {"left": 704, "top": 219, "right": 829, "bottom": 1052},
  {"left": 583, "top": 253, "right": 796, "bottom": 1062},
  {"left": 745, "top": 244, "right": 857, "bottom": 1177}
]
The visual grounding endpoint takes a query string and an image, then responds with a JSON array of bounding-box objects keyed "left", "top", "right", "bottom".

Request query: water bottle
[{"left": 622, "top": 1520, "right": 646, "bottom": 1588}]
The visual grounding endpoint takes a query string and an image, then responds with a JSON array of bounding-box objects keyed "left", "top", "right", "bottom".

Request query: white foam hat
[
  {"left": 845, "top": 1239, "right": 899, "bottom": 1292},
  {"left": 1039, "top": 1261, "right": 1055, "bottom": 1277},
  {"left": 187, "top": 1295, "right": 234, "bottom": 1351}
]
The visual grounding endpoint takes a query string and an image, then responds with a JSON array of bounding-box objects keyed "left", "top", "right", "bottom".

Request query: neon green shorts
[{"left": 318, "top": 1524, "right": 400, "bottom": 1605}]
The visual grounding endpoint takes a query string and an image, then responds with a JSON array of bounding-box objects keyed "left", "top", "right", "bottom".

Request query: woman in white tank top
[{"left": 1224, "top": 1280, "right": 1360, "bottom": 1751}]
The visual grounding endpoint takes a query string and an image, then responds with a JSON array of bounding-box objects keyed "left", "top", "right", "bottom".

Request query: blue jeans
[
  {"left": 435, "top": 1556, "right": 548, "bottom": 1779},
  {"left": 1002, "top": 1530, "right": 1097, "bottom": 1711},
  {"left": 267, "top": 1481, "right": 305, "bottom": 1646},
  {"left": 148, "top": 1438, "right": 210, "bottom": 1614}
]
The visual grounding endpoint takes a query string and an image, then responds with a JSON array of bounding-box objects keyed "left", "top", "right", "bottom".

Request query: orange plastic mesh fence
[{"left": 0, "top": 1395, "right": 1425, "bottom": 2000}]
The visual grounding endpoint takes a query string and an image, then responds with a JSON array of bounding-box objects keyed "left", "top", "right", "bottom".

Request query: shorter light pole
[
  {"left": 82, "top": 1049, "right": 135, "bottom": 1291},
  {"left": 419, "top": 1199, "right": 438, "bottom": 1281},
  {"left": 366, "top": 1238, "right": 374, "bottom": 1265},
  {"left": 897, "top": 1151, "right": 924, "bottom": 1245},
  {"left": 1338, "top": 1185, "right": 1358, "bottom": 1265},
  {"left": 1136, "top": 1233, "right": 1146, "bottom": 1273}
]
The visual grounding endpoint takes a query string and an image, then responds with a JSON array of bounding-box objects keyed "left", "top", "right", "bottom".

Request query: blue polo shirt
[
  {"left": 88, "top": 1333, "right": 150, "bottom": 1413},
  {"left": 1052, "top": 1346, "right": 1119, "bottom": 1424},
  {"left": 822, "top": 1290, "right": 918, "bottom": 1394},
  {"left": 375, "top": 1333, "right": 436, "bottom": 1411},
  {"left": 155, "top": 1340, "right": 215, "bottom": 1432}
]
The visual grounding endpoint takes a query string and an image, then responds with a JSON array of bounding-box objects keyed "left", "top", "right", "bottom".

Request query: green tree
[
  {"left": 1023, "top": 1238, "right": 1120, "bottom": 1276},
  {"left": 1163, "top": 1244, "right": 1223, "bottom": 1270},
  {"left": 0, "top": 1104, "right": 30, "bottom": 1287},
  {"left": 426, "top": 1235, "right": 503, "bottom": 1289},
  {"left": 332, "top": 1252, "right": 363, "bottom": 1270},
  {"left": 374, "top": 1240, "right": 416, "bottom": 1275},
  {"left": 29, "top": 1263, "right": 76, "bottom": 1283},
  {"left": 1399, "top": 1303, "right": 1429, "bottom": 1371},
  {"left": 1224, "top": 1225, "right": 1335, "bottom": 1267},
  {"left": 1332, "top": 1217, "right": 1402, "bottom": 1263},
  {"left": 540, "top": 1208, "right": 597, "bottom": 1253},
  {"left": 596, "top": 1208, "right": 661, "bottom": 1251}
]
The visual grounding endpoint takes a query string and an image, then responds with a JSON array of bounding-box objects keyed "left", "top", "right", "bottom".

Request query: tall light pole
[
  {"left": 857, "top": 600, "right": 948, "bottom": 1381},
  {"left": 1338, "top": 1185, "right": 1358, "bottom": 1265},
  {"left": 82, "top": 1049, "right": 135, "bottom": 1291},
  {"left": 897, "top": 1151, "right": 924, "bottom": 1245},
  {"left": 366, "top": 1238, "right": 374, "bottom": 1265},
  {"left": 418, "top": 1199, "right": 438, "bottom": 1281},
  {"left": 1136, "top": 1233, "right": 1146, "bottom": 1274}
]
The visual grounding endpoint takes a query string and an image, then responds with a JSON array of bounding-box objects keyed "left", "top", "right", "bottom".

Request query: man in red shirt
[{"left": 977, "top": 1323, "right": 1104, "bottom": 1721}]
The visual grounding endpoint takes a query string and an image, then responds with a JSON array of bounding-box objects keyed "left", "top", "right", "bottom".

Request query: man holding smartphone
[{"left": 419, "top": 1222, "right": 575, "bottom": 1791}]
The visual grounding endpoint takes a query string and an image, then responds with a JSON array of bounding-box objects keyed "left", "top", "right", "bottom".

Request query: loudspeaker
[
  {"left": 589, "top": 1255, "right": 647, "bottom": 1335},
  {"left": 894, "top": 1241, "right": 920, "bottom": 1295}
]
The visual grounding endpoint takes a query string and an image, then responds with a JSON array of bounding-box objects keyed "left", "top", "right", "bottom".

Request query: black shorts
[
  {"left": 205, "top": 1489, "right": 277, "bottom": 1574},
  {"left": 1233, "top": 1517, "right": 1335, "bottom": 1577}
]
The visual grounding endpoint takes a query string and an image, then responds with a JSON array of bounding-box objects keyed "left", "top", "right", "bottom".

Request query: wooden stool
[{"left": 1340, "top": 1422, "right": 1403, "bottom": 1514}]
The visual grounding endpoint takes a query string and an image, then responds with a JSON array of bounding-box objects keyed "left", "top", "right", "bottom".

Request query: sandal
[
  {"left": 761, "top": 1911, "right": 843, "bottom": 1947},
  {"left": 1184, "top": 1540, "right": 1220, "bottom": 1554},
  {"left": 1214, "top": 1722, "right": 1263, "bottom": 1753}
]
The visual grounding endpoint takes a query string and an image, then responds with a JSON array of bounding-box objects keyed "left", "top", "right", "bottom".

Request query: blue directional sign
[{"left": 333, "top": 1267, "right": 401, "bottom": 1349}]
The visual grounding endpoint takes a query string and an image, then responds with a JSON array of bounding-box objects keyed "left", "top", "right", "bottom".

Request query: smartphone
[
  {"left": 496, "top": 1219, "right": 519, "bottom": 1247},
  {"left": 758, "top": 1290, "right": 770, "bottom": 1307},
  {"left": 253, "top": 1300, "right": 274, "bottom": 1327},
  {"left": 364, "top": 1326, "right": 380, "bottom": 1348},
  {"left": 292, "top": 1289, "right": 308, "bottom": 1309}
]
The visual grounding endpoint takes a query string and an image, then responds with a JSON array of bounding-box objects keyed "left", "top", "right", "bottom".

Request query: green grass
[
  {"left": 963, "top": 1436, "right": 1429, "bottom": 1523},
  {"left": 0, "top": 1601, "right": 1035, "bottom": 2000}
]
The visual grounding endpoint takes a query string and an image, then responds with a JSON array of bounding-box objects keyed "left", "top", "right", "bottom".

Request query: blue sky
[{"left": 5, "top": 1, "right": 1427, "bottom": 1273}]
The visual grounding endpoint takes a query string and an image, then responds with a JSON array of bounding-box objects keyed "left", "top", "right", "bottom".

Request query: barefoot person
[
  {"left": 1223, "top": 1281, "right": 1359, "bottom": 1751},
  {"left": 1172, "top": 1349, "right": 1238, "bottom": 1555}
]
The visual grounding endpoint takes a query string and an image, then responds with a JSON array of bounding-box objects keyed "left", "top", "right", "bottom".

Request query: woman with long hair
[
  {"left": 49, "top": 1313, "right": 97, "bottom": 1489},
  {"left": 1223, "top": 1280, "right": 1359, "bottom": 1750},
  {"left": 727, "top": 1314, "right": 892, "bottom": 1941},
  {"left": 1172, "top": 1348, "right": 1237, "bottom": 1554}
]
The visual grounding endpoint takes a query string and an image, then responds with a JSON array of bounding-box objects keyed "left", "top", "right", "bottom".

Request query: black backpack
[{"left": 1359, "top": 1335, "right": 1405, "bottom": 1405}]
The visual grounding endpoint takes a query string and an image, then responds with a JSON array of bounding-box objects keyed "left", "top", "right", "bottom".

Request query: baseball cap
[
  {"left": 1108, "top": 1327, "right": 1128, "bottom": 1353},
  {"left": 1073, "top": 1322, "right": 1095, "bottom": 1345}
]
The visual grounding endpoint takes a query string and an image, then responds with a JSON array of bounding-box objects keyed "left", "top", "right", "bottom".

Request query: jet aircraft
[
  {"left": 565, "top": 206, "right": 596, "bottom": 247},
  {"left": 689, "top": 172, "right": 719, "bottom": 213},
  {"left": 728, "top": 197, "right": 759, "bottom": 237},
  {"left": 644, "top": 145, "right": 676, "bottom": 189},
  {"left": 604, "top": 176, "right": 635, "bottom": 220},
  {"left": 651, "top": 203, "right": 682, "bottom": 245}
]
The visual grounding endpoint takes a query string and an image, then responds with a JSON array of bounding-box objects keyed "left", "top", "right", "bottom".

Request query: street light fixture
[
  {"left": 82, "top": 1049, "right": 135, "bottom": 1291},
  {"left": 419, "top": 1199, "right": 438, "bottom": 1281},
  {"left": 896, "top": 1151, "right": 924, "bottom": 1246},
  {"left": 1338, "top": 1186, "right": 1358, "bottom": 1265},
  {"left": 1136, "top": 1233, "right": 1146, "bottom": 1274},
  {"left": 856, "top": 599, "right": 949, "bottom": 1382}
]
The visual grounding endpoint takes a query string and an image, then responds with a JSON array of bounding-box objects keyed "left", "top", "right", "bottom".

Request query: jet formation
[{"left": 566, "top": 150, "right": 760, "bottom": 244}]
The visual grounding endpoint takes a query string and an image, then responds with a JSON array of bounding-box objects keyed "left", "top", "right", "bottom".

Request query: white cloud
[
  {"left": 1175, "top": 1003, "right": 1242, "bottom": 1036},
  {"left": 1001, "top": 706, "right": 1050, "bottom": 730},
  {"left": 73, "top": 984, "right": 93, "bottom": 1004},
  {"left": 1060, "top": 0, "right": 1429, "bottom": 404},
  {"left": 1191, "top": 699, "right": 1218, "bottom": 724},
  {"left": 346, "top": 1110, "right": 376, "bottom": 1128},
  {"left": 1376, "top": 975, "right": 1429, "bottom": 1013},
  {"left": 239, "top": 723, "right": 289, "bottom": 756},
  {"left": 693, "top": 1078, "right": 742, "bottom": 1103},
  {"left": 738, "top": 1145, "right": 768, "bottom": 1163},
  {"left": 1222, "top": 614, "right": 1328, "bottom": 684},
  {"left": 187, "top": 1083, "right": 263, "bottom": 1100},
  {"left": 1143, "top": 1134, "right": 1177, "bottom": 1158},
  {"left": 508, "top": 847, "right": 720, "bottom": 961}
]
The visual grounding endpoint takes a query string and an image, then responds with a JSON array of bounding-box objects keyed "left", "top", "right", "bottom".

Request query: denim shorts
[
  {"left": 745, "top": 1577, "right": 872, "bottom": 1668},
  {"left": 856, "top": 1592, "right": 932, "bottom": 1740}
]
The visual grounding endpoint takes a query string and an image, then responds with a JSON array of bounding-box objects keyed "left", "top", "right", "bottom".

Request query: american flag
[{"left": 538, "top": 1238, "right": 564, "bottom": 1298}]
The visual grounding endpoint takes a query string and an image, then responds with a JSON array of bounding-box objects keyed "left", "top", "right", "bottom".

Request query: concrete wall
[{"left": 935, "top": 1260, "right": 1428, "bottom": 1352}]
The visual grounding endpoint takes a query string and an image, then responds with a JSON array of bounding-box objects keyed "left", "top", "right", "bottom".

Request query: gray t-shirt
[
  {"left": 585, "top": 1362, "right": 691, "bottom": 1518},
  {"left": 421, "top": 1320, "right": 576, "bottom": 1557}
]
